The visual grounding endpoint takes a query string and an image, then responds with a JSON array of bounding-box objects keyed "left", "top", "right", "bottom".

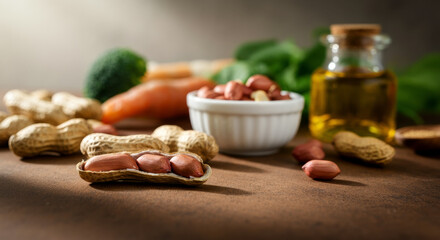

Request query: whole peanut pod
[
  {"left": 52, "top": 92, "right": 102, "bottom": 120},
  {"left": 80, "top": 133, "right": 170, "bottom": 158},
  {"left": 0, "top": 111, "right": 9, "bottom": 122},
  {"left": 333, "top": 131, "right": 395, "bottom": 165},
  {"left": 9, "top": 118, "right": 92, "bottom": 157},
  {"left": 0, "top": 115, "right": 33, "bottom": 146},
  {"left": 3, "top": 89, "right": 69, "bottom": 125},
  {"left": 30, "top": 89, "right": 53, "bottom": 101},
  {"left": 152, "top": 125, "right": 218, "bottom": 163}
]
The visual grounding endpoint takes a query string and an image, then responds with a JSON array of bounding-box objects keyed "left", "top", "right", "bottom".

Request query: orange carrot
[
  {"left": 144, "top": 59, "right": 234, "bottom": 82},
  {"left": 101, "top": 77, "right": 215, "bottom": 123}
]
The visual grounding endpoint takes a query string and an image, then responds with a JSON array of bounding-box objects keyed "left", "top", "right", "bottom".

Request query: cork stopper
[
  {"left": 330, "top": 24, "right": 381, "bottom": 48},
  {"left": 331, "top": 24, "right": 381, "bottom": 36}
]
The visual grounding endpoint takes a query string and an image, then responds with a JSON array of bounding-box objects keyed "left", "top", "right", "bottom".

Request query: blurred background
[{"left": 0, "top": 0, "right": 439, "bottom": 92}]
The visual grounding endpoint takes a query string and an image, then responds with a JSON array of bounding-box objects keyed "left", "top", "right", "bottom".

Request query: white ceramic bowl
[{"left": 187, "top": 91, "right": 304, "bottom": 156}]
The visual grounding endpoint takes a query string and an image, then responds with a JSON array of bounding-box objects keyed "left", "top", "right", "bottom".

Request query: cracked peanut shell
[{"left": 77, "top": 150, "right": 211, "bottom": 186}]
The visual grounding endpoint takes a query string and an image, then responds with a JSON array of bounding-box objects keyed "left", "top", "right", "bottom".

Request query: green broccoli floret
[{"left": 84, "top": 48, "right": 147, "bottom": 103}]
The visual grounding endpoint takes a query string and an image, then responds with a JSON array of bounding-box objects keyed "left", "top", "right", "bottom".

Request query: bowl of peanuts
[{"left": 187, "top": 75, "right": 304, "bottom": 156}]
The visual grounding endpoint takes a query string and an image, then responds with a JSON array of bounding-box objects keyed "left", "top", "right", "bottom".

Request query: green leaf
[
  {"left": 397, "top": 104, "right": 423, "bottom": 124},
  {"left": 312, "top": 27, "right": 330, "bottom": 41},
  {"left": 248, "top": 40, "right": 304, "bottom": 65},
  {"left": 215, "top": 39, "right": 308, "bottom": 88},
  {"left": 295, "top": 75, "right": 312, "bottom": 93},
  {"left": 235, "top": 40, "right": 277, "bottom": 61},
  {"left": 399, "top": 54, "right": 440, "bottom": 77},
  {"left": 211, "top": 61, "right": 252, "bottom": 84},
  {"left": 397, "top": 53, "right": 440, "bottom": 115},
  {"left": 211, "top": 28, "right": 440, "bottom": 124},
  {"left": 274, "top": 63, "right": 297, "bottom": 91},
  {"left": 297, "top": 42, "right": 326, "bottom": 77}
]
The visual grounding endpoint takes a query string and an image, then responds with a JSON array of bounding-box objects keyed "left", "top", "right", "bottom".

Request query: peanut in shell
[
  {"left": 152, "top": 125, "right": 218, "bottom": 163},
  {"left": 9, "top": 118, "right": 92, "bottom": 157},
  {"left": 30, "top": 89, "right": 53, "bottom": 101},
  {"left": 332, "top": 131, "right": 395, "bottom": 165},
  {"left": 0, "top": 115, "right": 33, "bottom": 146},
  {"left": 0, "top": 111, "right": 9, "bottom": 122},
  {"left": 77, "top": 150, "right": 211, "bottom": 186},
  {"left": 52, "top": 92, "right": 102, "bottom": 120},
  {"left": 3, "top": 89, "right": 69, "bottom": 125},
  {"left": 80, "top": 133, "right": 170, "bottom": 158}
]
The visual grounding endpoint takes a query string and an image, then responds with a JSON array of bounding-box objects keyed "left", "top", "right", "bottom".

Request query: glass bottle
[{"left": 309, "top": 24, "right": 397, "bottom": 142}]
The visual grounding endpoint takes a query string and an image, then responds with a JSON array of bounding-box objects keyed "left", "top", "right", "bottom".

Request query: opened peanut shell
[{"left": 77, "top": 150, "right": 211, "bottom": 186}]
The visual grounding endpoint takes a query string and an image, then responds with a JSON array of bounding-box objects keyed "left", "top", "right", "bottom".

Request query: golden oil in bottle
[{"left": 309, "top": 24, "right": 397, "bottom": 142}]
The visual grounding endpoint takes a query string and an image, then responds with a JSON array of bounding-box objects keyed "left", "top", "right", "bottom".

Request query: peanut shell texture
[
  {"left": 152, "top": 125, "right": 218, "bottom": 163},
  {"left": 332, "top": 131, "right": 395, "bottom": 165},
  {"left": 80, "top": 133, "right": 170, "bottom": 158},
  {"left": 0, "top": 115, "right": 33, "bottom": 145},
  {"left": 52, "top": 92, "right": 102, "bottom": 120},
  {"left": 77, "top": 150, "right": 211, "bottom": 186},
  {"left": 3, "top": 89, "right": 69, "bottom": 125},
  {"left": 9, "top": 118, "right": 92, "bottom": 157}
]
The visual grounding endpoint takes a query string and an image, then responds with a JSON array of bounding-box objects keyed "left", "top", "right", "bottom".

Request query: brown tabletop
[{"left": 1, "top": 117, "right": 439, "bottom": 240}]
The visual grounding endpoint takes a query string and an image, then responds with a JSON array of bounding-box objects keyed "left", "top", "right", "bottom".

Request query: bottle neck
[{"left": 324, "top": 45, "right": 384, "bottom": 73}]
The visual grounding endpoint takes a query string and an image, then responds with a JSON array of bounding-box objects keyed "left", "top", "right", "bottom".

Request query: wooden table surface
[{"left": 1, "top": 117, "right": 439, "bottom": 240}]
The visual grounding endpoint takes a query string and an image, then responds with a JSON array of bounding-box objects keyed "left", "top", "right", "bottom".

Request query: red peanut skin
[
  {"left": 215, "top": 83, "right": 250, "bottom": 100},
  {"left": 306, "top": 139, "right": 323, "bottom": 148},
  {"left": 268, "top": 88, "right": 291, "bottom": 101},
  {"left": 224, "top": 81, "right": 243, "bottom": 100},
  {"left": 170, "top": 154, "right": 204, "bottom": 178},
  {"left": 302, "top": 160, "right": 340, "bottom": 180},
  {"left": 268, "top": 88, "right": 282, "bottom": 100},
  {"left": 246, "top": 75, "right": 276, "bottom": 91},
  {"left": 197, "top": 86, "right": 210, "bottom": 97},
  {"left": 213, "top": 85, "right": 226, "bottom": 94},
  {"left": 239, "top": 83, "right": 253, "bottom": 96},
  {"left": 92, "top": 124, "right": 118, "bottom": 135},
  {"left": 292, "top": 139, "right": 325, "bottom": 164},
  {"left": 215, "top": 95, "right": 226, "bottom": 100},
  {"left": 84, "top": 153, "right": 139, "bottom": 172},
  {"left": 273, "top": 94, "right": 292, "bottom": 100},
  {"left": 197, "top": 86, "right": 219, "bottom": 99},
  {"left": 136, "top": 154, "right": 171, "bottom": 173}
]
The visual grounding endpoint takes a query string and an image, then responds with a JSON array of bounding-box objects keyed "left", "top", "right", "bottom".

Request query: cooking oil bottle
[{"left": 309, "top": 24, "right": 397, "bottom": 142}]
